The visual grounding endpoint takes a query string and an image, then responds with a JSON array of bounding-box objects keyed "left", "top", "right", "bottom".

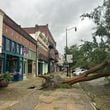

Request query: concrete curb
[{"left": 79, "top": 83, "right": 97, "bottom": 110}]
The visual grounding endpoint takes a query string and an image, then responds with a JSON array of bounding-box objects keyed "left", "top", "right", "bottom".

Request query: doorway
[
  {"left": 28, "top": 60, "right": 32, "bottom": 74},
  {"left": 6, "top": 55, "right": 19, "bottom": 73}
]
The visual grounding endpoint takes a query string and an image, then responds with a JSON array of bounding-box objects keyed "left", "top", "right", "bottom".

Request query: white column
[
  {"left": 46, "top": 63, "right": 48, "bottom": 74},
  {"left": 42, "top": 61, "right": 44, "bottom": 75}
]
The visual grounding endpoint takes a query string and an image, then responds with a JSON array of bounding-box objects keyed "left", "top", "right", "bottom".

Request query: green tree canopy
[{"left": 65, "top": 0, "right": 110, "bottom": 73}]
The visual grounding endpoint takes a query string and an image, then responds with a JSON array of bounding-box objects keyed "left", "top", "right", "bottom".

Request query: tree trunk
[
  {"left": 63, "top": 61, "right": 108, "bottom": 84},
  {"left": 39, "top": 61, "right": 110, "bottom": 89},
  {"left": 64, "top": 73, "right": 110, "bottom": 85},
  {"left": 82, "top": 61, "right": 108, "bottom": 76}
]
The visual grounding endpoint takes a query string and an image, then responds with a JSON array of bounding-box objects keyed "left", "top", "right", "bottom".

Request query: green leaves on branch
[{"left": 64, "top": 0, "right": 110, "bottom": 73}]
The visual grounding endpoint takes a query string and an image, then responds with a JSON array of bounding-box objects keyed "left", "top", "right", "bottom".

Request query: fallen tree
[{"left": 39, "top": 61, "right": 110, "bottom": 89}]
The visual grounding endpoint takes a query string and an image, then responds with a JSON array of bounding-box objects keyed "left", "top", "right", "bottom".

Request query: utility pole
[
  {"left": 65, "top": 26, "right": 77, "bottom": 77},
  {"left": 65, "top": 28, "right": 69, "bottom": 76}
]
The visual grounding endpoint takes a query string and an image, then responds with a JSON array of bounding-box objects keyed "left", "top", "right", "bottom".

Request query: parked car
[{"left": 72, "top": 67, "right": 87, "bottom": 76}]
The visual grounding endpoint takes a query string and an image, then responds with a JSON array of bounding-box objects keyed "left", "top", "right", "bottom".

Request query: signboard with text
[{"left": 67, "top": 54, "right": 73, "bottom": 63}]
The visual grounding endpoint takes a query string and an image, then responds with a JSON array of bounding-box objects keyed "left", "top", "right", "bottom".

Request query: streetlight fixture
[{"left": 65, "top": 26, "right": 77, "bottom": 76}]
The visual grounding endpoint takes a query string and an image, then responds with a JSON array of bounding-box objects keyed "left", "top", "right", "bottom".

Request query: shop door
[
  {"left": 38, "top": 62, "right": 43, "bottom": 75},
  {"left": 28, "top": 60, "right": 32, "bottom": 73}
]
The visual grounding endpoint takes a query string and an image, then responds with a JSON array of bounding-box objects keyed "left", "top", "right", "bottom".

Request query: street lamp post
[
  {"left": 65, "top": 26, "right": 77, "bottom": 76},
  {"left": 65, "top": 28, "right": 68, "bottom": 76}
]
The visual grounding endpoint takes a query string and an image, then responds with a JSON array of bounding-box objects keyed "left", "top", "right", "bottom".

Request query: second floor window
[
  {"left": 6, "top": 39, "right": 10, "bottom": 51},
  {"left": 11, "top": 41, "right": 16, "bottom": 52},
  {"left": 2, "top": 36, "right": 5, "bottom": 51},
  {"left": 20, "top": 46, "right": 23, "bottom": 55},
  {"left": 16, "top": 44, "right": 20, "bottom": 54}
]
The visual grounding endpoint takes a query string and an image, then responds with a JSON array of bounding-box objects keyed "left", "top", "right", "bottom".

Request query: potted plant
[{"left": 0, "top": 72, "right": 13, "bottom": 88}]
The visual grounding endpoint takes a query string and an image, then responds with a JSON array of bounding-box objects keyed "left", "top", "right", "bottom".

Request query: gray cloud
[{"left": 0, "top": 0, "right": 103, "bottom": 53}]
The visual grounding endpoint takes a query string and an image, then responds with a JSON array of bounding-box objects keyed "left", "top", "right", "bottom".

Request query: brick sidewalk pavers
[
  {"left": 34, "top": 88, "right": 94, "bottom": 110},
  {"left": 0, "top": 76, "right": 95, "bottom": 110},
  {"left": 0, "top": 77, "right": 42, "bottom": 110}
]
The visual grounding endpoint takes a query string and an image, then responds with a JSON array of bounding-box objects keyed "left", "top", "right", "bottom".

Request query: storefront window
[
  {"left": 2, "top": 36, "right": 5, "bottom": 51},
  {"left": 20, "top": 46, "right": 23, "bottom": 55},
  {"left": 11, "top": 41, "right": 16, "bottom": 52},
  {"left": 22, "top": 47, "right": 29, "bottom": 57},
  {"left": 16, "top": 44, "right": 20, "bottom": 54},
  {"left": 6, "top": 39, "right": 10, "bottom": 51}
]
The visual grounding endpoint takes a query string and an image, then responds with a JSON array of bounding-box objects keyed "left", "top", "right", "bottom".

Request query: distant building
[
  {"left": 23, "top": 25, "right": 48, "bottom": 75},
  {"left": 23, "top": 24, "right": 59, "bottom": 74}
]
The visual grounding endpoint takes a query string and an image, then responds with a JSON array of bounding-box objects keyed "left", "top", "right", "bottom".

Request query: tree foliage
[{"left": 66, "top": 0, "right": 110, "bottom": 73}]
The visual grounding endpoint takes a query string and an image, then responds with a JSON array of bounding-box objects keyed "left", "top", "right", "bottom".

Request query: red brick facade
[
  {"left": 23, "top": 25, "right": 59, "bottom": 73},
  {"left": 3, "top": 15, "right": 36, "bottom": 52}
]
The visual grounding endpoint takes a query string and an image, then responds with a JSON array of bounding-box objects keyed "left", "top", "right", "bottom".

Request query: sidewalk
[
  {"left": 0, "top": 77, "right": 42, "bottom": 110},
  {"left": 35, "top": 85, "right": 94, "bottom": 110},
  {"left": 0, "top": 74, "right": 95, "bottom": 110}
]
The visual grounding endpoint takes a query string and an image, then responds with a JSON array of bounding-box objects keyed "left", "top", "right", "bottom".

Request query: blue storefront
[{"left": 2, "top": 36, "right": 24, "bottom": 81}]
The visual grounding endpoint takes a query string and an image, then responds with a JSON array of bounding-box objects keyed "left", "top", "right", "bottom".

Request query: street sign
[{"left": 67, "top": 54, "right": 73, "bottom": 63}]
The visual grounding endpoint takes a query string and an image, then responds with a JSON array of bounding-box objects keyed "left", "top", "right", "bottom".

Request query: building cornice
[
  {"left": 3, "top": 12, "right": 36, "bottom": 45},
  {"left": 0, "top": 9, "right": 5, "bottom": 16}
]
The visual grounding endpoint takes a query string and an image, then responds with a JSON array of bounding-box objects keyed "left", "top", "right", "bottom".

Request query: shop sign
[
  {"left": 22, "top": 47, "right": 29, "bottom": 54},
  {"left": 67, "top": 54, "right": 73, "bottom": 63}
]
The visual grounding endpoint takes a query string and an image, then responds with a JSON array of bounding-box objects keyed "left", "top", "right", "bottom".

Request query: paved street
[
  {"left": 80, "top": 78, "right": 110, "bottom": 110},
  {"left": 0, "top": 75, "right": 95, "bottom": 110}
]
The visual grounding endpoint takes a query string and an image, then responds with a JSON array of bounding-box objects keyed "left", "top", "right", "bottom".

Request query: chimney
[{"left": 35, "top": 24, "right": 38, "bottom": 31}]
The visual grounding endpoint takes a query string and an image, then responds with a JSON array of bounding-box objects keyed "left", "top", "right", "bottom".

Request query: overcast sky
[{"left": 0, "top": 0, "right": 103, "bottom": 54}]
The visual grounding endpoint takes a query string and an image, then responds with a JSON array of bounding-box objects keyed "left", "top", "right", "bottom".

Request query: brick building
[
  {"left": 0, "top": 9, "right": 59, "bottom": 80},
  {"left": 23, "top": 24, "right": 59, "bottom": 74},
  {"left": 0, "top": 9, "right": 37, "bottom": 80}
]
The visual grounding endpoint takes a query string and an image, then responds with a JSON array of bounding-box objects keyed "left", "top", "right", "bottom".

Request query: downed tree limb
[
  {"left": 39, "top": 75, "right": 64, "bottom": 89},
  {"left": 39, "top": 61, "right": 110, "bottom": 89},
  {"left": 38, "top": 75, "right": 51, "bottom": 81},
  {"left": 63, "top": 61, "right": 108, "bottom": 84},
  {"left": 82, "top": 61, "right": 108, "bottom": 76},
  {"left": 65, "top": 73, "right": 110, "bottom": 85}
]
